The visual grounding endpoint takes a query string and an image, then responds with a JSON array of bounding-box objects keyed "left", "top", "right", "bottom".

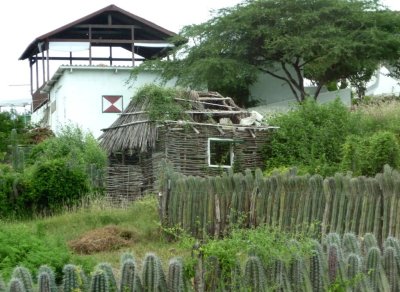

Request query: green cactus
[
  {"left": 204, "top": 256, "right": 222, "bottom": 292},
  {"left": 383, "top": 246, "right": 398, "bottom": 292},
  {"left": 38, "top": 266, "right": 57, "bottom": 292},
  {"left": 342, "top": 233, "right": 361, "bottom": 256},
  {"left": 363, "top": 233, "right": 378, "bottom": 252},
  {"left": 120, "top": 258, "right": 137, "bottom": 292},
  {"left": 289, "top": 254, "right": 305, "bottom": 291},
  {"left": 366, "top": 247, "right": 381, "bottom": 291},
  {"left": 168, "top": 258, "right": 185, "bottom": 292},
  {"left": 327, "top": 243, "right": 341, "bottom": 285},
  {"left": 346, "top": 253, "right": 362, "bottom": 291},
  {"left": 8, "top": 278, "right": 25, "bottom": 292},
  {"left": 244, "top": 256, "right": 266, "bottom": 292},
  {"left": 12, "top": 267, "right": 33, "bottom": 292},
  {"left": 310, "top": 249, "right": 324, "bottom": 292},
  {"left": 62, "top": 264, "right": 86, "bottom": 292},
  {"left": 90, "top": 269, "right": 109, "bottom": 292},
  {"left": 142, "top": 253, "right": 161, "bottom": 292},
  {"left": 97, "top": 263, "right": 117, "bottom": 292}
]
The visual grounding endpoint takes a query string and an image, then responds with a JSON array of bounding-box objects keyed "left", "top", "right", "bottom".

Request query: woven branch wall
[{"left": 105, "top": 125, "right": 270, "bottom": 201}]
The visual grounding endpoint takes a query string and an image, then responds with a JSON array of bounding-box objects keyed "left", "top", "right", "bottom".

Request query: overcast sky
[{"left": 1, "top": 0, "right": 400, "bottom": 105}]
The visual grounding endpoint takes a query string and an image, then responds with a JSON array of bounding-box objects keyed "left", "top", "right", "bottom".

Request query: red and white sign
[{"left": 102, "top": 95, "right": 123, "bottom": 113}]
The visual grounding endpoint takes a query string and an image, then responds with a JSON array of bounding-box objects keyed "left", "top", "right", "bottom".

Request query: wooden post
[
  {"left": 131, "top": 26, "right": 135, "bottom": 67},
  {"left": 35, "top": 55, "right": 39, "bottom": 91},
  {"left": 46, "top": 41, "right": 50, "bottom": 81},
  {"left": 109, "top": 46, "right": 112, "bottom": 66},
  {"left": 29, "top": 59, "right": 33, "bottom": 94},
  {"left": 89, "top": 26, "right": 92, "bottom": 65},
  {"left": 69, "top": 52, "right": 72, "bottom": 65},
  {"left": 41, "top": 50, "right": 45, "bottom": 84}
]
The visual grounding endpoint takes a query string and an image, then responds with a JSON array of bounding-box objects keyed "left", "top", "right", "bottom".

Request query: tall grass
[{"left": 0, "top": 195, "right": 186, "bottom": 281}]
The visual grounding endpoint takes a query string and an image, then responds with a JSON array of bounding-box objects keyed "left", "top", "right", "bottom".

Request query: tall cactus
[
  {"left": 310, "top": 249, "right": 324, "bottom": 292},
  {"left": 244, "top": 256, "right": 266, "bottom": 292},
  {"left": 38, "top": 266, "right": 57, "bottom": 292},
  {"left": 90, "top": 269, "right": 109, "bottom": 292},
  {"left": 346, "top": 253, "right": 363, "bottom": 291},
  {"left": 38, "top": 272, "right": 56, "bottom": 292},
  {"left": 62, "top": 264, "right": 86, "bottom": 292},
  {"left": 142, "top": 253, "right": 162, "bottom": 292},
  {"left": 383, "top": 246, "right": 398, "bottom": 292},
  {"left": 97, "top": 263, "right": 118, "bottom": 292},
  {"left": 342, "top": 233, "right": 361, "bottom": 256},
  {"left": 8, "top": 278, "right": 25, "bottom": 292},
  {"left": 366, "top": 247, "right": 381, "bottom": 291},
  {"left": 120, "top": 258, "right": 137, "bottom": 292},
  {"left": 327, "top": 243, "right": 342, "bottom": 285},
  {"left": 168, "top": 258, "right": 185, "bottom": 292},
  {"left": 363, "top": 233, "right": 378, "bottom": 252},
  {"left": 12, "top": 266, "right": 33, "bottom": 292}
]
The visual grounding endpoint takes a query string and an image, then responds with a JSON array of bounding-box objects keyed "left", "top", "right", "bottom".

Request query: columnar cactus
[
  {"left": 62, "top": 264, "right": 86, "bottom": 292},
  {"left": 97, "top": 263, "right": 118, "bottom": 292},
  {"left": 342, "top": 233, "right": 361, "bottom": 256},
  {"left": 12, "top": 266, "right": 33, "bottom": 292},
  {"left": 244, "top": 256, "right": 266, "bottom": 292},
  {"left": 168, "top": 258, "right": 185, "bottom": 292},
  {"left": 142, "top": 253, "right": 161, "bottom": 292},
  {"left": 38, "top": 266, "right": 57, "bottom": 292},
  {"left": 310, "top": 250, "right": 324, "bottom": 292},
  {"left": 327, "top": 243, "right": 341, "bottom": 285},
  {"left": 120, "top": 258, "right": 137, "bottom": 292},
  {"left": 8, "top": 278, "right": 25, "bottom": 292},
  {"left": 289, "top": 255, "right": 305, "bottom": 291},
  {"left": 363, "top": 233, "right": 378, "bottom": 252},
  {"left": 383, "top": 246, "right": 398, "bottom": 292},
  {"left": 366, "top": 247, "right": 381, "bottom": 291},
  {"left": 346, "top": 253, "right": 363, "bottom": 291},
  {"left": 90, "top": 269, "right": 109, "bottom": 292}
]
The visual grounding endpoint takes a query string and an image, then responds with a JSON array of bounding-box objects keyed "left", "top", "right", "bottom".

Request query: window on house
[
  {"left": 208, "top": 138, "right": 234, "bottom": 168},
  {"left": 102, "top": 95, "right": 123, "bottom": 113}
]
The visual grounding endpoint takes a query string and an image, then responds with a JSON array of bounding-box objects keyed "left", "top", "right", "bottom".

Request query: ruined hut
[{"left": 100, "top": 88, "right": 276, "bottom": 201}]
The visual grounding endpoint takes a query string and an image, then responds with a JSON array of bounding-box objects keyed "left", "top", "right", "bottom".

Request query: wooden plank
[
  {"left": 49, "top": 38, "right": 171, "bottom": 44},
  {"left": 184, "top": 110, "right": 248, "bottom": 114},
  {"left": 174, "top": 98, "right": 235, "bottom": 109},
  {"left": 76, "top": 24, "right": 138, "bottom": 29}
]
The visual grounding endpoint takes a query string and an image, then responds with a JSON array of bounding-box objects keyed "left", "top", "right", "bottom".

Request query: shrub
[
  {"left": 341, "top": 131, "right": 400, "bottom": 176},
  {"left": 27, "top": 158, "right": 90, "bottom": 214},
  {"left": 0, "top": 226, "right": 70, "bottom": 281},
  {"left": 263, "top": 99, "right": 353, "bottom": 176}
]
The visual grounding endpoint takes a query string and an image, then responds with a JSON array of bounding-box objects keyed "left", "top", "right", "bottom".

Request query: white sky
[{"left": 0, "top": 0, "right": 399, "bottom": 105}]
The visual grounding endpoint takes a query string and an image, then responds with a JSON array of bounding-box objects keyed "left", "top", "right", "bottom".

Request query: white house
[
  {"left": 19, "top": 4, "right": 177, "bottom": 137},
  {"left": 21, "top": 4, "right": 349, "bottom": 137}
]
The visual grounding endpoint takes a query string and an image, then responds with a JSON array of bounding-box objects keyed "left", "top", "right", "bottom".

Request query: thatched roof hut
[{"left": 100, "top": 90, "right": 276, "bottom": 201}]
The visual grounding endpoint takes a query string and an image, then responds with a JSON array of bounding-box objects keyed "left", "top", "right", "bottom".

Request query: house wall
[
  {"left": 31, "top": 66, "right": 175, "bottom": 137},
  {"left": 249, "top": 66, "right": 351, "bottom": 109}
]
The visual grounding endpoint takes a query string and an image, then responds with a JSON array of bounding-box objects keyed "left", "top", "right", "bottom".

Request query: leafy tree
[{"left": 132, "top": 0, "right": 400, "bottom": 104}]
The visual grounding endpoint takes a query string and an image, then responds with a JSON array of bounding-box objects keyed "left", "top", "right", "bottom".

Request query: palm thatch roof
[{"left": 100, "top": 91, "right": 269, "bottom": 154}]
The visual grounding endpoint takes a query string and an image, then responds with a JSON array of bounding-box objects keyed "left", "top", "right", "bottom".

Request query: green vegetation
[
  {"left": 0, "top": 126, "right": 106, "bottom": 218},
  {"left": 133, "top": 84, "right": 190, "bottom": 121},
  {"left": 132, "top": 0, "right": 400, "bottom": 104},
  {"left": 263, "top": 98, "right": 400, "bottom": 176}
]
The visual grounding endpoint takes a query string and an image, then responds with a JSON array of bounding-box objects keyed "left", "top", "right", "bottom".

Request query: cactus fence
[
  {"left": 159, "top": 164, "right": 400, "bottom": 243},
  {"left": 1, "top": 233, "right": 400, "bottom": 291}
]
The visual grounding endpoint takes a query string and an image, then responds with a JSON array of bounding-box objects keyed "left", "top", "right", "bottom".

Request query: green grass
[{"left": 0, "top": 195, "right": 188, "bottom": 281}]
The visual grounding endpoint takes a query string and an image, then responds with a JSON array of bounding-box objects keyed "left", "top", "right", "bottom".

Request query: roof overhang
[{"left": 20, "top": 4, "right": 177, "bottom": 61}]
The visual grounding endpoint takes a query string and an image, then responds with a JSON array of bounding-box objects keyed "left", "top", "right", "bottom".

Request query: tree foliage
[{"left": 132, "top": 0, "right": 400, "bottom": 104}]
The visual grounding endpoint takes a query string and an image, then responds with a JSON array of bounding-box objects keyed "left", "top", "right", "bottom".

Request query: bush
[
  {"left": 0, "top": 226, "right": 70, "bottom": 281},
  {"left": 341, "top": 131, "right": 400, "bottom": 176},
  {"left": 0, "top": 164, "right": 29, "bottom": 217},
  {"left": 263, "top": 99, "right": 353, "bottom": 176},
  {"left": 27, "top": 158, "right": 90, "bottom": 214}
]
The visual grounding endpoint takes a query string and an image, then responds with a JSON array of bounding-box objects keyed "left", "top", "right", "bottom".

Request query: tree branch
[{"left": 259, "top": 67, "right": 301, "bottom": 102}]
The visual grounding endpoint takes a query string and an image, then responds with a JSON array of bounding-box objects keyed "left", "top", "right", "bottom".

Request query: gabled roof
[{"left": 20, "top": 4, "right": 176, "bottom": 60}]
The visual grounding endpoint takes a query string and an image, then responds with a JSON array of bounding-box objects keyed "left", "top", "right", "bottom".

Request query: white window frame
[{"left": 207, "top": 138, "right": 234, "bottom": 168}]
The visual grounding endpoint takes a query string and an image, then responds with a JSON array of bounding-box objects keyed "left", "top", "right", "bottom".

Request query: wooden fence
[{"left": 158, "top": 164, "right": 400, "bottom": 243}]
